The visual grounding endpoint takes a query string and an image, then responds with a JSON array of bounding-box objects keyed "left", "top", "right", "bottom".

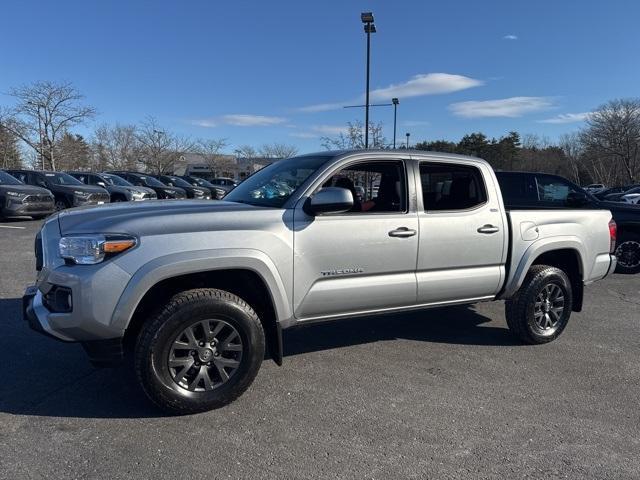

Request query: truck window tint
[
  {"left": 323, "top": 161, "right": 407, "bottom": 213},
  {"left": 495, "top": 173, "right": 537, "bottom": 206},
  {"left": 420, "top": 163, "right": 487, "bottom": 211}
]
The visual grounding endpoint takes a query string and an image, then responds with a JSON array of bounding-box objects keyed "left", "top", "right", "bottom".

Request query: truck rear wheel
[
  {"left": 135, "top": 288, "right": 265, "bottom": 415},
  {"left": 505, "top": 265, "right": 573, "bottom": 344}
]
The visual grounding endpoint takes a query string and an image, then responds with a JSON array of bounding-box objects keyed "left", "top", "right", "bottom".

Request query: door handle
[
  {"left": 389, "top": 227, "right": 417, "bottom": 238},
  {"left": 477, "top": 224, "right": 500, "bottom": 234}
]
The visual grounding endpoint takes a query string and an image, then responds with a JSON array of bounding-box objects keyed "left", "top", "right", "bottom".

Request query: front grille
[
  {"left": 23, "top": 194, "right": 54, "bottom": 204},
  {"left": 143, "top": 192, "right": 156, "bottom": 199},
  {"left": 87, "top": 193, "right": 110, "bottom": 203},
  {"left": 35, "top": 233, "right": 43, "bottom": 271}
]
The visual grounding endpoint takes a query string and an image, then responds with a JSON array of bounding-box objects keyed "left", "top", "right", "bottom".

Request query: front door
[{"left": 293, "top": 159, "right": 419, "bottom": 320}]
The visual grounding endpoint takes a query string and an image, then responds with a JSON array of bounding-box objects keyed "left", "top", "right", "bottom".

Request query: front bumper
[
  {"left": 2, "top": 200, "right": 55, "bottom": 217},
  {"left": 23, "top": 285, "right": 125, "bottom": 366}
]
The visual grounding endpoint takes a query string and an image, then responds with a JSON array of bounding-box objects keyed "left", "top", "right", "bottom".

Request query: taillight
[{"left": 609, "top": 218, "right": 617, "bottom": 253}]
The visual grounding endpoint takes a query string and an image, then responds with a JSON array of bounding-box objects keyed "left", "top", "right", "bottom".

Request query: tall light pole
[
  {"left": 406, "top": 132, "right": 410, "bottom": 149},
  {"left": 361, "top": 12, "right": 376, "bottom": 149},
  {"left": 392, "top": 98, "right": 399, "bottom": 149}
]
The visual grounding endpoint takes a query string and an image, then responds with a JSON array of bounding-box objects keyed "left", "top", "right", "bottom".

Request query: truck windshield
[{"left": 225, "top": 155, "right": 331, "bottom": 207}]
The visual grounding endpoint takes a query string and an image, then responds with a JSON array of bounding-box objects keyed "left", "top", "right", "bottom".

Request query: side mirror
[
  {"left": 567, "top": 191, "right": 589, "bottom": 206},
  {"left": 307, "top": 187, "right": 353, "bottom": 215},
  {"left": 97, "top": 181, "right": 106, "bottom": 188}
]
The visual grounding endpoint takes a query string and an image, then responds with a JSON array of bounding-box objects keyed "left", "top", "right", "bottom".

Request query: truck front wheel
[
  {"left": 505, "top": 265, "right": 573, "bottom": 344},
  {"left": 135, "top": 288, "right": 265, "bottom": 415}
]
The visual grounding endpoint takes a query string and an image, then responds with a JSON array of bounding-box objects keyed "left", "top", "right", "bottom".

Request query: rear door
[{"left": 414, "top": 160, "right": 507, "bottom": 304}]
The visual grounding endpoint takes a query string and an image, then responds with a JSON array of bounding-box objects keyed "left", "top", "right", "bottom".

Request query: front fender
[
  {"left": 500, "top": 236, "right": 586, "bottom": 299},
  {"left": 110, "top": 248, "right": 291, "bottom": 332}
]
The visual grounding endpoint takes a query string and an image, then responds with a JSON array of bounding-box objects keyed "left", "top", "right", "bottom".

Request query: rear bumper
[{"left": 605, "top": 254, "right": 617, "bottom": 278}]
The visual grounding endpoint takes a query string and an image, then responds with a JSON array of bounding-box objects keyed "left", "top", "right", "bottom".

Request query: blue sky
[{"left": 1, "top": 0, "right": 638, "bottom": 151}]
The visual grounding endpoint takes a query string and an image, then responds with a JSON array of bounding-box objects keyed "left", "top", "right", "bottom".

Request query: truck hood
[
  {"left": 0, "top": 184, "right": 52, "bottom": 195},
  {"left": 57, "top": 199, "right": 271, "bottom": 235}
]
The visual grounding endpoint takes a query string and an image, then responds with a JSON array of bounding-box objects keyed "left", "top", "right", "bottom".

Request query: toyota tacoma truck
[{"left": 23, "top": 151, "right": 617, "bottom": 414}]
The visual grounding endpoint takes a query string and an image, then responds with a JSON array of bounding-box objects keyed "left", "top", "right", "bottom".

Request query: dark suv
[
  {"left": 0, "top": 170, "right": 55, "bottom": 219},
  {"left": 496, "top": 171, "right": 640, "bottom": 274},
  {"left": 7, "top": 169, "right": 110, "bottom": 211},
  {"left": 179, "top": 175, "right": 225, "bottom": 199},
  {"left": 152, "top": 174, "right": 211, "bottom": 199},
  {"left": 68, "top": 172, "right": 156, "bottom": 202},
  {"left": 108, "top": 172, "right": 187, "bottom": 199}
]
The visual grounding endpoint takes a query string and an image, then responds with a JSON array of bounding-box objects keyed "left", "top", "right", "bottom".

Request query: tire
[
  {"left": 505, "top": 265, "right": 573, "bottom": 344},
  {"left": 55, "top": 199, "right": 69, "bottom": 211},
  {"left": 614, "top": 234, "right": 640, "bottom": 274},
  {"left": 135, "top": 288, "right": 265, "bottom": 415}
]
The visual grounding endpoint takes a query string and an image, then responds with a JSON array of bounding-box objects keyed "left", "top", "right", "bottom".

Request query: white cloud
[
  {"left": 537, "top": 112, "right": 592, "bottom": 124},
  {"left": 191, "top": 114, "right": 287, "bottom": 127},
  {"left": 449, "top": 96, "right": 554, "bottom": 118},
  {"left": 370, "top": 73, "right": 483, "bottom": 101},
  {"left": 503, "top": 34, "right": 518, "bottom": 40},
  {"left": 299, "top": 73, "right": 483, "bottom": 113},
  {"left": 221, "top": 114, "right": 287, "bottom": 126}
]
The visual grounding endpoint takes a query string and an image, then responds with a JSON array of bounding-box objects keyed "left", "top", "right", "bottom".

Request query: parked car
[
  {"left": 24, "top": 150, "right": 616, "bottom": 414},
  {"left": 179, "top": 175, "right": 226, "bottom": 199},
  {"left": 594, "top": 186, "right": 628, "bottom": 200},
  {"left": 206, "top": 177, "right": 238, "bottom": 196},
  {"left": 108, "top": 172, "right": 187, "bottom": 199},
  {"left": 67, "top": 172, "right": 157, "bottom": 202},
  {"left": 0, "top": 170, "right": 55, "bottom": 220},
  {"left": 152, "top": 174, "right": 211, "bottom": 199},
  {"left": 496, "top": 171, "right": 640, "bottom": 274},
  {"left": 601, "top": 185, "right": 640, "bottom": 202},
  {"left": 7, "top": 169, "right": 110, "bottom": 210},
  {"left": 583, "top": 183, "right": 606, "bottom": 194},
  {"left": 620, "top": 187, "right": 640, "bottom": 204}
]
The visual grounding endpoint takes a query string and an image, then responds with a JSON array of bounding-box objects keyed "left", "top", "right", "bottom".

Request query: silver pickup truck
[{"left": 23, "top": 150, "right": 617, "bottom": 414}]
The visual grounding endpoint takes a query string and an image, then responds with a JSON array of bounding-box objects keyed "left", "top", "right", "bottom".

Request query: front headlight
[
  {"left": 74, "top": 191, "right": 90, "bottom": 198},
  {"left": 6, "top": 191, "right": 27, "bottom": 199},
  {"left": 131, "top": 191, "right": 145, "bottom": 199},
  {"left": 59, "top": 234, "right": 137, "bottom": 265}
]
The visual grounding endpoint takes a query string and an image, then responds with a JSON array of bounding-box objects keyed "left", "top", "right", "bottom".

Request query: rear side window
[
  {"left": 419, "top": 163, "right": 487, "bottom": 211},
  {"left": 535, "top": 175, "right": 582, "bottom": 206}
]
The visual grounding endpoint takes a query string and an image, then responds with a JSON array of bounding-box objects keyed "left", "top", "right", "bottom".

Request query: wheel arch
[
  {"left": 113, "top": 250, "right": 290, "bottom": 365},
  {"left": 502, "top": 238, "right": 585, "bottom": 311}
]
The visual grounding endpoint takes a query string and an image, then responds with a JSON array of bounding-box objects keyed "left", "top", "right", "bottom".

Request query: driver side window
[{"left": 321, "top": 161, "right": 407, "bottom": 214}]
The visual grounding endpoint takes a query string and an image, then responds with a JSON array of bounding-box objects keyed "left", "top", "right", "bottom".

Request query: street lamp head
[
  {"left": 364, "top": 23, "right": 376, "bottom": 33},
  {"left": 392, "top": 98, "right": 399, "bottom": 105},
  {"left": 361, "top": 12, "right": 374, "bottom": 23}
]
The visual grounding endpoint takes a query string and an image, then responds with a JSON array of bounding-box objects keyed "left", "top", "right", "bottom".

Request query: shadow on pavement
[{"left": 0, "top": 297, "right": 517, "bottom": 419}]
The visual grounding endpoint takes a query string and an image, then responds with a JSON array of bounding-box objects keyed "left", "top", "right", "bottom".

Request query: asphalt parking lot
[{"left": 0, "top": 218, "right": 639, "bottom": 479}]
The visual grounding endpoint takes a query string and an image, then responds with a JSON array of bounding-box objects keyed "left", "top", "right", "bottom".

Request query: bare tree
[
  {"left": 93, "top": 123, "right": 141, "bottom": 171},
  {"left": 580, "top": 99, "right": 640, "bottom": 183},
  {"left": 136, "top": 117, "right": 194, "bottom": 174},
  {"left": 234, "top": 145, "right": 258, "bottom": 158},
  {"left": 0, "top": 81, "right": 96, "bottom": 170},
  {"left": 558, "top": 132, "right": 584, "bottom": 184},
  {"left": 195, "top": 138, "right": 230, "bottom": 175},
  {"left": 258, "top": 142, "right": 298, "bottom": 159},
  {"left": 320, "top": 121, "right": 386, "bottom": 150}
]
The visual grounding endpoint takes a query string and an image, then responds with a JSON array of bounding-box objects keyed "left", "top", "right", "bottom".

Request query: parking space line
[{"left": 0, "top": 225, "right": 27, "bottom": 229}]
